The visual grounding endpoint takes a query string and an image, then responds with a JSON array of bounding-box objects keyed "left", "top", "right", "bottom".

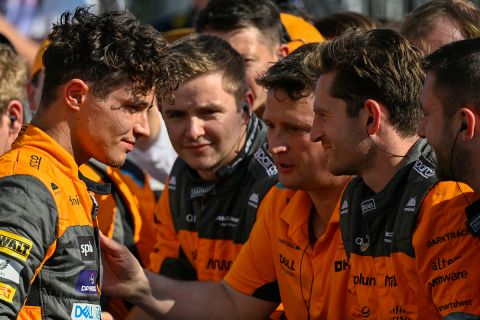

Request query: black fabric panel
[
  {"left": 160, "top": 248, "right": 198, "bottom": 281},
  {"left": 252, "top": 281, "right": 281, "bottom": 303}
]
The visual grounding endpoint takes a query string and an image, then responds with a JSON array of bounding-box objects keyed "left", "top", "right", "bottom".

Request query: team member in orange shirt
[
  {"left": 310, "top": 29, "right": 480, "bottom": 319},
  {"left": 99, "top": 43, "right": 354, "bottom": 320},
  {"left": 223, "top": 43, "right": 352, "bottom": 319}
]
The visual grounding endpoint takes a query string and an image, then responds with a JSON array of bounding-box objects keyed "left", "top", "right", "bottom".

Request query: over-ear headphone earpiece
[
  {"left": 8, "top": 114, "right": 17, "bottom": 124},
  {"left": 367, "top": 117, "right": 373, "bottom": 125},
  {"left": 460, "top": 123, "right": 467, "bottom": 131}
]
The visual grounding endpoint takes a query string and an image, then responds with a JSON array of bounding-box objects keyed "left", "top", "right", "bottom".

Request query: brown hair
[{"left": 317, "top": 29, "right": 424, "bottom": 138}]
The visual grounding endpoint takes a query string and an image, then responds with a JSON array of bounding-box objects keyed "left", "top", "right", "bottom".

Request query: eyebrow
[{"left": 129, "top": 99, "right": 153, "bottom": 109}]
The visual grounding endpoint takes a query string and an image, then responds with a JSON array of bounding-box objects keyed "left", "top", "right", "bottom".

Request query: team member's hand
[{"left": 100, "top": 232, "right": 151, "bottom": 303}]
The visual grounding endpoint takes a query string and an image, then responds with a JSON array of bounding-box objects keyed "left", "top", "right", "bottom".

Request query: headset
[
  {"left": 366, "top": 117, "right": 405, "bottom": 158},
  {"left": 460, "top": 122, "right": 467, "bottom": 131},
  {"left": 241, "top": 103, "right": 249, "bottom": 114},
  {"left": 8, "top": 114, "right": 17, "bottom": 124}
]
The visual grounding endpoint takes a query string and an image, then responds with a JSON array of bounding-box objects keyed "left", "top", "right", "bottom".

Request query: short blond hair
[{"left": 0, "top": 44, "right": 27, "bottom": 115}]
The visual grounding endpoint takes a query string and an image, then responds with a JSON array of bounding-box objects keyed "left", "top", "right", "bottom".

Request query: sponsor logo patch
[
  {"left": 334, "top": 259, "right": 348, "bottom": 272},
  {"left": 254, "top": 148, "right": 277, "bottom": 177},
  {"left": 413, "top": 159, "right": 435, "bottom": 179},
  {"left": 168, "top": 176, "right": 176, "bottom": 191},
  {"left": 426, "top": 228, "right": 470, "bottom": 248},
  {"left": 279, "top": 254, "right": 296, "bottom": 275},
  {"left": 340, "top": 200, "right": 348, "bottom": 215},
  {"left": 384, "top": 275, "right": 398, "bottom": 287},
  {"left": 248, "top": 193, "right": 259, "bottom": 208},
  {"left": 278, "top": 238, "right": 300, "bottom": 250},
  {"left": 360, "top": 198, "right": 376, "bottom": 215},
  {"left": 438, "top": 299, "right": 473, "bottom": 312},
  {"left": 75, "top": 270, "right": 97, "bottom": 294},
  {"left": 0, "top": 255, "right": 23, "bottom": 284},
  {"left": 71, "top": 303, "right": 101, "bottom": 320},
  {"left": 68, "top": 195, "right": 80, "bottom": 206},
  {"left": 206, "top": 259, "right": 232, "bottom": 271},
  {"left": 215, "top": 215, "right": 239, "bottom": 228},
  {"left": 353, "top": 273, "right": 376, "bottom": 286},
  {"left": 404, "top": 197, "right": 416, "bottom": 212},
  {"left": 29, "top": 154, "right": 42, "bottom": 170},
  {"left": 0, "top": 230, "right": 32, "bottom": 261},
  {"left": 384, "top": 231, "right": 393, "bottom": 243},
  {"left": 0, "top": 281, "right": 15, "bottom": 303},
  {"left": 77, "top": 236, "right": 95, "bottom": 262},
  {"left": 190, "top": 185, "right": 215, "bottom": 199},
  {"left": 428, "top": 270, "right": 468, "bottom": 288}
]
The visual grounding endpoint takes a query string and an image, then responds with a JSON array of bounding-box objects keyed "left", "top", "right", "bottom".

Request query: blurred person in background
[
  {"left": 0, "top": 42, "right": 26, "bottom": 155},
  {"left": 400, "top": 0, "right": 480, "bottom": 54},
  {"left": 314, "top": 11, "right": 377, "bottom": 40}
]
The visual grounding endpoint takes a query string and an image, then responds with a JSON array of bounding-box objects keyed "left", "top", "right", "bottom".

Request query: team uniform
[
  {"left": 81, "top": 159, "right": 159, "bottom": 319},
  {"left": 224, "top": 186, "right": 353, "bottom": 320},
  {"left": 148, "top": 115, "right": 278, "bottom": 281},
  {"left": 340, "top": 139, "right": 480, "bottom": 319},
  {"left": 0, "top": 125, "right": 104, "bottom": 320}
]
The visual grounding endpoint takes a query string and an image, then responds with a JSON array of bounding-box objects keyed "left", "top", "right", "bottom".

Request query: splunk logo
[
  {"left": 77, "top": 236, "right": 95, "bottom": 262},
  {"left": 353, "top": 273, "right": 376, "bottom": 286}
]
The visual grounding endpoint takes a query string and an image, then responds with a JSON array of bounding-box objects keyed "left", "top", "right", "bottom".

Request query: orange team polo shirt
[{"left": 225, "top": 186, "right": 354, "bottom": 319}]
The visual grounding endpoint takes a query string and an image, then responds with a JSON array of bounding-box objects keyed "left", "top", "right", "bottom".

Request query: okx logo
[
  {"left": 71, "top": 303, "right": 101, "bottom": 320},
  {"left": 77, "top": 236, "right": 95, "bottom": 261}
]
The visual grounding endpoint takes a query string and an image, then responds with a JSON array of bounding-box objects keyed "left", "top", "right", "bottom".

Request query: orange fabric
[
  {"left": 80, "top": 163, "right": 157, "bottom": 267},
  {"left": 349, "top": 182, "right": 480, "bottom": 319},
  {"left": 0, "top": 125, "right": 99, "bottom": 319},
  {"left": 280, "top": 13, "right": 324, "bottom": 51},
  {"left": 4, "top": 125, "right": 96, "bottom": 231},
  {"left": 17, "top": 306, "right": 41, "bottom": 320},
  {"left": 224, "top": 187, "right": 353, "bottom": 319}
]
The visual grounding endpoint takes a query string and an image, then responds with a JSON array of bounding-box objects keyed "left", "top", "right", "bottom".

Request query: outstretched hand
[{"left": 100, "top": 232, "right": 151, "bottom": 303}]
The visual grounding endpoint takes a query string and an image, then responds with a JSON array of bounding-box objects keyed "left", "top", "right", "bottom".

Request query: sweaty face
[
  {"left": 310, "top": 72, "right": 373, "bottom": 176},
  {"left": 162, "top": 72, "right": 248, "bottom": 181},
  {"left": 418, "top": 73, "right": 463, "bottom": 180},
  {"left": 264, "top": 90, "right": 337, "bottom": 190},
  {"left": 77, "top": 86, "right": 153, "bottom": 167},
  {"left": 206, "top": 27, "right": 281, "bottom": 114}
]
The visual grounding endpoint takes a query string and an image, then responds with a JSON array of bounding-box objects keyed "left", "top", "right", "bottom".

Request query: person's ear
[
  {"left": 276, "top": 43, "right": 289, "bottom": 59},
  {"left": 64, "top": 79, "right": 89, "bottom": 111}
]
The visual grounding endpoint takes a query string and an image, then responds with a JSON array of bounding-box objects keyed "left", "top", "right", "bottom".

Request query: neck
[
  {"left": 31, "top": 109, "right": 83, "bottom": 165},
  {"left": 362, "top": 136, "right": 418, "bottom": 193},
  {"left": 307, "top": 176, "right": 350, "bottom": 239}
]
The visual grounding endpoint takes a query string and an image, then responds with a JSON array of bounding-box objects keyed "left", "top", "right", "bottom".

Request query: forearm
[{"left": 132, "top": 270, "right": 240, "bottom": 320}]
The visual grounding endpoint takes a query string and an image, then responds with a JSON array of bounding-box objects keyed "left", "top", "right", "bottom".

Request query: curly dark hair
[
  {"left": 256, "top": 42, "right": 323, "bottom": 100},
  {"left": 41, "top": 7, "right": 181, "bottom": 107}
]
